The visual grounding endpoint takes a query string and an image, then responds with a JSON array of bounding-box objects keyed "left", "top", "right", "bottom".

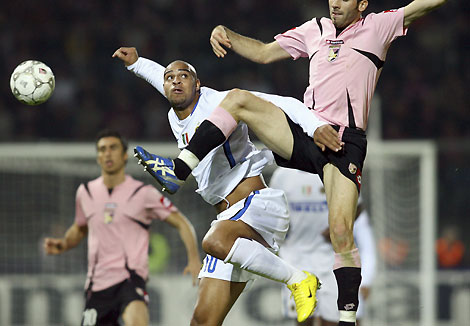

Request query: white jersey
[
  {"left": 128, "top": 57, "right": 327, "bottom": 205},
  {"left": 269, "top": 168, "right": 376, "bottom": 287}
]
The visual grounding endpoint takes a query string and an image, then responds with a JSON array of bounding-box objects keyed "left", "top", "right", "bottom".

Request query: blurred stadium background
[{"left": 0, "top": 0, "right": 468, "bottom": 325}]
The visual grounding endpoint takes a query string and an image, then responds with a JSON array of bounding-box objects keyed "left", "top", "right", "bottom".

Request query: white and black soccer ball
[{"left": 10, "top": 60, "right": 55, "bottom": 106}]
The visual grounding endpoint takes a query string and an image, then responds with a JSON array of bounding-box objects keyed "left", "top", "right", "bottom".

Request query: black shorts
[
  {"left": 273, "top": 114, "right": 367, "bottom": 192},
  {"left": 81, "top": 274, "right": 148, "bottom": 326}
]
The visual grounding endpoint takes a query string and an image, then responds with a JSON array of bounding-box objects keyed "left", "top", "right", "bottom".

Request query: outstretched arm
[
  {"left": 44, "top": 223, "right": 88, "bottom": 255},
  {"left": 164, "top": 212, "right": 201, "bottom": 285},
  {"left": 112, "top": 47, "right": 166, "bottom": 96},
  {"left": 403, "top": 0, "right": 448, "bottom": 28},
  {"left": 210, "top": 25, "right": 291, "bottom": 64},
  {"left": 112, "top": 47, "right": 139, "bottom": 66}
]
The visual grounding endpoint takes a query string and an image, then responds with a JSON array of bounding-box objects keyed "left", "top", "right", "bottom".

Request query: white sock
[
  {"left": 339, "top": 310, "right": 357, "bottom": 323},
  {"left": 224, "top": 238, "right": 306, "bottom": 285},
  {"left": 177, "top": 149, "right": 200, "bottom": 170}
]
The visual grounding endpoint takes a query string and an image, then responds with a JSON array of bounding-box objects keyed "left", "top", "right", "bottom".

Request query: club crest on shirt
[
  {"left": 328, "top": 45, "right": 341, "bottom": 62},
  {"left": 104, "top": 202, "right": 117, "bottom": 224},
  {"left": 326, "top": 40, "right": 344, "bottom": 62}
]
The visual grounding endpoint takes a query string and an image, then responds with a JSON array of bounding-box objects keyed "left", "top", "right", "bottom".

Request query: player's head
[
  {"left": 95, "top": 129, "right": 129, "bottom": 174},
  {"left": 329, "top": 0, "right": 368, "bottom": 28},
  {"left": 163, "top": 60, "right": 201, "bottom": 111}
]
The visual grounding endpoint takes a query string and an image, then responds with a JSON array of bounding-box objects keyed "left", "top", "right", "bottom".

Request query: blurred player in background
[
  {"left": 111, "top": 46, "right": 343, "bottom": 324},
  {"left": 43, "top": 129, "right": 201, "bottom": 326},
  {"left": 270, "top": 168, "right": 376, "bottom": 326}
]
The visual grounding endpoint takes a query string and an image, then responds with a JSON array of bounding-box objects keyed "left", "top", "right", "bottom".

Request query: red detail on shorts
[{"left": 356, "top": 169, "right": 362, "bottom": 190}]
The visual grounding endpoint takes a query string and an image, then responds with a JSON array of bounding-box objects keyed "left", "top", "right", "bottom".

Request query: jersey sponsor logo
[
  {"left": 326, "top": 39, "right": 344, "bottom": 45},
  {"left": 104, "top": 202, "right": 117, "bottom": 224},
  {"left": 383, "top": 9, "right": 398, "bottom": 13},
  {"left": 289, "top": 200, "right": 328, "bottom": 212}
]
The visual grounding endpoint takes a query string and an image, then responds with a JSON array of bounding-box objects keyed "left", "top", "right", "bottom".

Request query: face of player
[
  {"left": 329, "top": 0, "right": 368, "bottom": 29},
  {"left": 96, "top": 136, "right": 128, "bottom": 175},
  {"left": 164, "top": 61, "right": 200, "bottom": 116}
]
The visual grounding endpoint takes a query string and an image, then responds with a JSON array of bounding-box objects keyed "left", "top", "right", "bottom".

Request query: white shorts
[
  {"left": 198, "top": 254, "right": 257, "bottom": 284},
  {"left": 199, "top": 188, "right": 289, "bottom": 283},
  {"left": 213, "top": 187, "right": 289, "bottom": 252}
]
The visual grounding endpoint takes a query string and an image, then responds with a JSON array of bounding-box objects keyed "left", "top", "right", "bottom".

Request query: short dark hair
[{"left": 95, "top": 129, "right": 128, "bottom": 152}]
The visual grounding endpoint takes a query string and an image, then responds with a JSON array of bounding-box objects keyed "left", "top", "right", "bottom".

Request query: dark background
[{"left": 0, "top": 0, "right": 468, "bottom": 266}]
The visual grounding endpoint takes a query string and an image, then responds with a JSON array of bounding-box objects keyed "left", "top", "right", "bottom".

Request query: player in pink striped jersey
[
  {"left": 43, "top": 129, "right": 201, "bottom": 326},
  {"left": 147, "top": 1, "right": 447, "bottom": 325}
]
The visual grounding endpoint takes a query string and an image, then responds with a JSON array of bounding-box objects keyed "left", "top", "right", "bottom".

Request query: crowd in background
[
  {"left": 0, "top": 0, "right": 468, "bottom": 266},
  {"left": 0, "top": 0, "right": 467, "bottom": 141}
]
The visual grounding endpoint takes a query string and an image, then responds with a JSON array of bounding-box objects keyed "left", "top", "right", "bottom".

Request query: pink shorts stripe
[{"left": 207, "top": 106, "right": 237, "bottom": 139}]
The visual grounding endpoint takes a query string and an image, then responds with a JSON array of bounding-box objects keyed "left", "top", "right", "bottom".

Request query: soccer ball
[{"left": 10, "top": 60, "right": 55, "bottom": 106}]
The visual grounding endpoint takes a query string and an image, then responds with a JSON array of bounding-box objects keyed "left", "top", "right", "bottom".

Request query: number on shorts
[
  {"left": 82, "top": 308, "right": 98, "bottom": 326},
  {"left": 204, "top": 255, "right": 218, "bottom": 273}
]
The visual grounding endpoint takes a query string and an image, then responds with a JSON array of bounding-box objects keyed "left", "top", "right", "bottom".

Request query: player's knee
[
  {"left": 202, "top": 232, "right": 226, "bottom": 259},
  {"left": 202, "top": 224, "right": 234, "bottom": 259},
  {"left": 330, "top": 220, "right": 352, "bottom": 237},
  {"left": 123, "top": 311, "right": 148, "bottom": 326},
  {"left": 329, "top": 219, "right": 354, "bottom": 249},
  {"left": 224, "top": 89, "right": 251, "bottom": 110},
  {"left": 122, "top": 301, "right": 148, "bottom": 326},
  {"left": 190, "top": 310, "right": 210, "bottom": 326}
]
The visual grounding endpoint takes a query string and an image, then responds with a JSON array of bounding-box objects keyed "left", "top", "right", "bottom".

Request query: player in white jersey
[
  {"left": 111, "top": 47, "right": 336, "bottom": 324},
  {"left": 43, "top": 129, "right": 201, "bottom": 326},
  {"left": 270, "top": 168, "right": 376, "bottom": 326}
]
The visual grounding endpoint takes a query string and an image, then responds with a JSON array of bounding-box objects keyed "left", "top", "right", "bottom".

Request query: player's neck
[
  {"left": 174, "top": 93, "right": 201, "bottom": 120},
  {"left": 102, "top": 170, "right": 126, "bottom": 189}
]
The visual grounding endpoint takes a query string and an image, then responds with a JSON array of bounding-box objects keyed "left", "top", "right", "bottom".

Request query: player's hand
[
  {"left": 313, "top": 125, "right": 343, "bottom": 152},
  {"left": 112, "top": 47, "right": 139, "bottom": 66},
  {"left": 210, "top": 25, "right": 231, "bottom": 58},
  {"left": 183, "top": 259, "right": 202, "bottom": 286},
  {"left": 44, "top": 237, "right": 67, "bottom": 255}
]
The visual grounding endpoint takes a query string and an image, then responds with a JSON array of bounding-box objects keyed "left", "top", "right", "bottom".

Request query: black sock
[
  {"left": 174, "top": 158, "right": 193, "bottom": 180},
  {"left": 334, "top": 267, "right": 362, "bottom": 318},
  {"left": 173, "top": 120, "right": 227, "bottom": 180},
  {"left": 186, "top": 120, "right": 226, "bottom": 161},
  {"left": 338, "top": 322, "right": 356, "bottom": 326}
]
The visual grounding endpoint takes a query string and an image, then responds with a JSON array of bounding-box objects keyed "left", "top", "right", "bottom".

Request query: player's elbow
[{"left": 257, "top": 42, "right": 288, "bottom": 64}]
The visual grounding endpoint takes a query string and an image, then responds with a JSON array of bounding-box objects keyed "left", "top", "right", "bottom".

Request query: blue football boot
[{"left": 134, "top": 146, "right": 183, "bottom": 194}]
